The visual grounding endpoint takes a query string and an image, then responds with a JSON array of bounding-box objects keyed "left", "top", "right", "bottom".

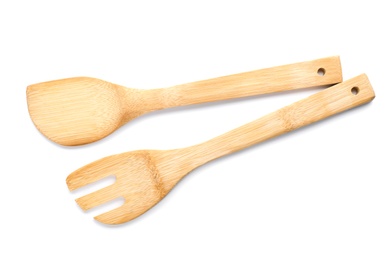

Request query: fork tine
[
  {"left": 66, "top": 155, "right": 120, "bottom": 191},
  {"left": 94, "top": 203, "right": 133, "bottom": 225},
  {"left": 76, "top": 184, "right": 121, "bottom": 211}
]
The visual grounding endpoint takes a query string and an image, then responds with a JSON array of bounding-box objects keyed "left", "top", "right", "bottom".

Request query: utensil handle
[
  {"left": 159, "top": 56, "right": 342, "bottom": 108},
  {"left": 189, "top": 74, "right": 374, "bottom": 166}
]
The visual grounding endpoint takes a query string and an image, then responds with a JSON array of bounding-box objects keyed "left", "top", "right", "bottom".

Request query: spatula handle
[
  {"left": 159, "top": 56, "right": 342, "bottom": 108},
  {"left": 190, "top": 74, "right": 374, "bottom": 165}
]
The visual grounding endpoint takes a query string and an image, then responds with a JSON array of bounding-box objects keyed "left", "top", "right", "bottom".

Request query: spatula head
[
  {"left": 66, "top": 150, "right": 182, "bottom": 224},
  {"left": 26, "top": 77, "right": 125, "bottom": 146}
]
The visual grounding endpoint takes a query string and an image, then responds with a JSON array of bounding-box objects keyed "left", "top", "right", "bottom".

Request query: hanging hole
[
  {"left": 351, "top": 87, "right": 359, "bottom": 95},
  {"left": 317, "top": 68, "right": 326, "bottom": 76}
]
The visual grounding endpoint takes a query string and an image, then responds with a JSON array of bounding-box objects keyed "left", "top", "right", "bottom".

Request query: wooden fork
[{"left": 66, "top": 74, "right": 375, "bottom": 224}]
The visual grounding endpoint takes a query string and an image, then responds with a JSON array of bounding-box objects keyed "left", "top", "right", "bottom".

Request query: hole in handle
[
  {"left": 317, "top": 68, "right": 326, "bottom": 76},
  {"left": 351, "top": 87, "right": 359, "bottom": 95}
]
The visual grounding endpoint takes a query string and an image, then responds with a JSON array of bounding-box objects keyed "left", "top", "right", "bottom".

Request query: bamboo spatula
[
  {"left": 66, "top": 74, "right": 374, "bottom": 225},
  {"left": 27, "top": 57, "right": 341, "bottom": 146}
]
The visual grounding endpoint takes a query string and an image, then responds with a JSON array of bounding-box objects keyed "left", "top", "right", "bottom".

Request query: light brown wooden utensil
[
  {"left": 66, "top": 74, "right": 374, "bottom": 225},
  {"left": 27, "top": 57, "right": 342, "bottom": 146}
]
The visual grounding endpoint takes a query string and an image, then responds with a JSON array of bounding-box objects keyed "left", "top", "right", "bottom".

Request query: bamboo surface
[
  {"left": 66, "top": 74, "right": 374, "bottom": 225},
  {"left": 27, "top": 56, "right": 342, "bottom": 146}
]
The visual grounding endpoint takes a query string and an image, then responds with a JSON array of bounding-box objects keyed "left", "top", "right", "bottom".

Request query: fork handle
[
  {"left": 188, "top": 74, "right": 374, "bottom": 166},
  {"left": 154, "top": 56, "right": 342, "bottom": 109}
]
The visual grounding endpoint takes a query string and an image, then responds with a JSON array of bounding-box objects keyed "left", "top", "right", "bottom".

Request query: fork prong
[
  {"left": 75, "top": 184, "right": 121, "bottom": 211},
  {"left": 94, "top": 203, "right": 134, "bottom": 225},
  {"left": 66, "top": 155, "right": 120, "bottom": 191}
]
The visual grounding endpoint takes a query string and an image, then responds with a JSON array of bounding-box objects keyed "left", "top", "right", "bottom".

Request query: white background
[{"left": 1, "top": 1, "right": 389, "bottom": 259}]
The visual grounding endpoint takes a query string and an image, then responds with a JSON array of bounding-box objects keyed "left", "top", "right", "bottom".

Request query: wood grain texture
[
  {"left": 27, "top": 56, "right": 342, "bottom": 146},
  {"left": 66, "top": 74, "right": 374, "bottom": 225}
]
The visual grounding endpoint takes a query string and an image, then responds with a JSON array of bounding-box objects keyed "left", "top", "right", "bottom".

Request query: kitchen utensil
[
  {"left": 27, "top": 57, "right": 341, "bottom": 146},
  {"left": 66, "top": 74, "right": 374, "bottom": 224}
]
